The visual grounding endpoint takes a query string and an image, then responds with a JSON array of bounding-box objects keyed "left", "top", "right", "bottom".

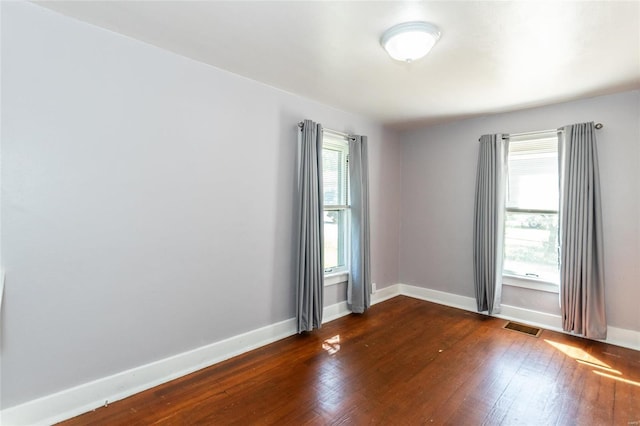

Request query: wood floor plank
[{"left": 58, "top": 296, "right": 640, "bottom": 425}]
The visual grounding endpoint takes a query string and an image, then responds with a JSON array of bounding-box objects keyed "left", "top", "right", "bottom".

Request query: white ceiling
[{"left": 35, "top": 1, "right": 640, "bottom": 128}]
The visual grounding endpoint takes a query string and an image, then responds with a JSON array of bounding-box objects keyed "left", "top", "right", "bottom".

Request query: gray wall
[
  {"left": 3, "top": 0, "right": 638, "bottom": 413},
  {"left": 398, "top": 90, "right": 640, "bottom": 332},
  {"left": 0, "top": 2, "right": 402, "bottom": 408}
]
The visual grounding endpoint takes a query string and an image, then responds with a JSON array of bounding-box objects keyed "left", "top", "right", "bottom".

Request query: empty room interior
[{"left": 1, "top": 1, "right": 640, "bottom": 425}]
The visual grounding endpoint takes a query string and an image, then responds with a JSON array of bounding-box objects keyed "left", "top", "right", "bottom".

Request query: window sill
[
  {"left": 502, "top": 274, "right": 559, "bottom": 294},
  {"left": 324, "top": 272, "right": 348, "bottom": 287}
]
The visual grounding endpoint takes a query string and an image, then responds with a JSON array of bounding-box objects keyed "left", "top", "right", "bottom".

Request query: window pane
[
  {"left": 324, "top": 209, "right": 346, "bottom": 270},
  {"left": 504, "top": 211, "right": 559, "bottom": 283},
  {"left": 322, "top": 148, "right": 346, "bottom": 206},
  {"left": 507, "top": 137, "right": 558, "bottom": 211}
]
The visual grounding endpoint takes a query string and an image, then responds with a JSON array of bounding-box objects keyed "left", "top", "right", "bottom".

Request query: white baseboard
[
  {"left": 606, "top": 325, "right": 640, "bottom": 351},
  {"left": 396, "top": 283, "right": 640, "bottom": 351},
  {"left": 322, "top": 284, "right": 401, "bottom": 324},
  {"left": 1, "top": 293, "right": 387, "bottom": 426},
  {"left": 323, "top": 301, "right": 350, "bottom": 323},
  {"left": 3, "top": 283, "right": 638, "bottom": 425},
  {"left": 1, "top": 317, "right": 299, "bottom": 426},
  {"left": 372, "top": 283, "right": 401, "bottom": 304},
  {"left": 494, "top": 304, "right": 563, "bottom": 332},
  {"left": 399, "top": 284, "right": 477, "bottom": 311}
]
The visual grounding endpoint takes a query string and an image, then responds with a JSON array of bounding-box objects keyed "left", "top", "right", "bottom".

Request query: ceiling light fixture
[{"left": 380, "top": 21, "right": 441, "bottom": 63}]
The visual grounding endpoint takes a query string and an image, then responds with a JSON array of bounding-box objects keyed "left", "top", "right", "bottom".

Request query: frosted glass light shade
[{"left": 380, "top": 22, "right": 441, "bottom": 62}]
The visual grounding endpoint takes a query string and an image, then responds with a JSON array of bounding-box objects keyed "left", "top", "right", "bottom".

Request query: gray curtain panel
[
  {"left": 348, "top": 136, "right": 371, "bottom": 313},
  {"left": 473, "top": 134, "right": 508, "bottom": 314},
  {"left": 558, "top": 122, "right": 607, "bottom": 339},
  {"left": 296, "top": 119, "right": 324, "bottom": 332}
]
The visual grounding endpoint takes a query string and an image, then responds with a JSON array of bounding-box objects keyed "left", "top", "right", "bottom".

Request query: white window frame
[
  {"left": 322, "top": 134, "right": 350, "bottom": 284},
  {"left": 502, "top": 131, "right": 560, "bottom": 293}
]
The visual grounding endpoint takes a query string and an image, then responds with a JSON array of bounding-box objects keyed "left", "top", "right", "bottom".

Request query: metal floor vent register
[{"left": 503, "top": 321, "right": 542, "bottom": 337}]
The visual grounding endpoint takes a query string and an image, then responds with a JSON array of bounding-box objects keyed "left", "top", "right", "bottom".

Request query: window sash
[
  {"left": 503, "top": 211, "right": 559, "bottom": 282},
  {"left": 503, "top": 133, "right": 560, "bottom": 282},
  {"left": 322, "top": 139, "right": 349, "bottom": 207},
  {"left": 322, "top": 134, "right": 350, "bottom": 275},
  {"left": 323, "top": 207, "right": 349, "bottom": 273}
]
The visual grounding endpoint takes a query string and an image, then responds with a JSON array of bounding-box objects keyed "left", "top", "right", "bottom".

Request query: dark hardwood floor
[{"left": 60, "top": 296, "right": 640, "bottom": 425}]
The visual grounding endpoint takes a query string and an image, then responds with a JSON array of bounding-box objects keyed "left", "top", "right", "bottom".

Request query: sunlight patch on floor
[
  {"left": 323, "top": 335, "right": 341, "bottom": 355},
  {"left": 545, "top": 339, "right": 611, "bottom": 369},
  {"left": 575, "top": 359, "right": 622, "bottom": 375},
  {"left": 545, "top": 339, "right": 640, "bottom": 387},
  {"left": 593, "top": 371, "right": 640, "bottom": 387}
]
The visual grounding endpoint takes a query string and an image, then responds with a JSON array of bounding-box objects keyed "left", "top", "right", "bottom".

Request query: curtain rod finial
[{"left": 595, "top": 123, "right": 603, "bottom": 129}]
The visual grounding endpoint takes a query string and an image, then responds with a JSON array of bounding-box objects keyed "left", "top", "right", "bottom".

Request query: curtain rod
[
  {"left": 298, "top": 121, "right": 354, "bottom": 140},
  {"left": 479, "top": 122, "right": 603, "bottom": 142},
  {"left": 504, "top": 122, "right": 603, "bottom": 139}
]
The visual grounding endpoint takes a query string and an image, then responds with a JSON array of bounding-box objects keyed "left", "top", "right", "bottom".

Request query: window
[
  {"left": 322, "top": 134, "right": 349, "bottom": 274},
  {"left": 503, "top": 132, "right": 560, "bottom": 284}
]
